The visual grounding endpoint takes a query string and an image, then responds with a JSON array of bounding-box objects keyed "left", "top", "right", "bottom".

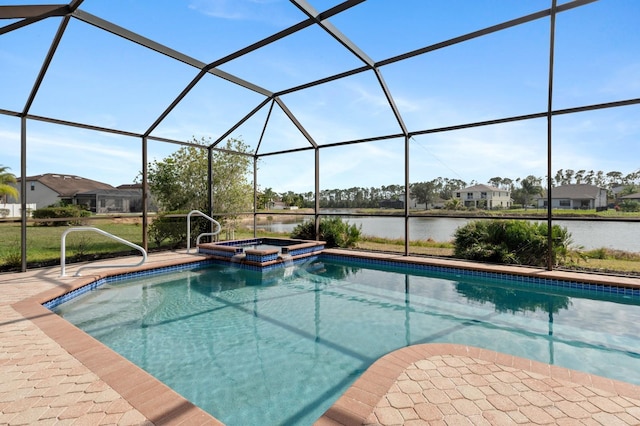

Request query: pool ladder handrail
[
  {"left": 60, "top": 227, "right": 147, "bottom": 277},
  {"left": 187, "top": 210, "right": 222, "bottom": 253}
]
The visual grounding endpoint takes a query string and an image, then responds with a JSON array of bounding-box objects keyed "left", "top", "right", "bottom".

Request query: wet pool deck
[{"left": 1, "top": 250, "right": 639, "bottom": 425}]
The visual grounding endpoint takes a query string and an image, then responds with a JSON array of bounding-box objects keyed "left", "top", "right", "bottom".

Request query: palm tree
[
  {"left": 259, "top": 187, "right": 276, "bottom": 209},
  {"left": 0, "top": 165, "right": 19, "bottom": 204},
  {"left": 519, "top": 176, "right": 543, "bottom": 210}
]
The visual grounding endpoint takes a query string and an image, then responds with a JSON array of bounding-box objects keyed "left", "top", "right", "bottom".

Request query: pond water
[{"left": 256, "top": 214, "right": 640, "bottom": 252}]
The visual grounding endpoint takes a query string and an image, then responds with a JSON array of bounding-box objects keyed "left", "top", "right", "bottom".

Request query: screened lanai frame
[{"left": 2, "top": 0, "right": 639, "bottom": 273}]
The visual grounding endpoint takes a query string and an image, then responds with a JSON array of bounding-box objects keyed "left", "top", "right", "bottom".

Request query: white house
[
  {"left": 536, "top": 184, "right": 608, "bottom": 210},
  {"left": 454, "top": 184, "right": 511, "bottom": 209}
]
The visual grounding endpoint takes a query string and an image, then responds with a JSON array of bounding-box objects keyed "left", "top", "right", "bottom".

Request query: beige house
[{"left": 454, "top": 184, "right": 511, "bottom": 209}]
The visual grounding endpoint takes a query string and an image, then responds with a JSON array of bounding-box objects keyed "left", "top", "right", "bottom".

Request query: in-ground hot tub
[{"left": 197, "top": 238, "right": 325, "bottom": 269}]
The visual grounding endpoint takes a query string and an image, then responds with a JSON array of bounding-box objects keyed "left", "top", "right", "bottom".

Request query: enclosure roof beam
[
  {"left": 0, "top": 5, "right": 68, "bottom": 35},
  {"left": 0, "top": 4, "right": 67, "bottom": 19},
  {"left": 290, "top": 0, "right": 374, "bottom": 68},
  {"left": 378, "top": 0, "right": 598, "bottom": 68},
  {"left": 205, "top": 0, "right": 364, "bottom": 71},
  {"left": 275, "top": 97, "right": 318, "bottom": 149},
  {"left": 374, "top": 68, "right": 407, "bottom": 136},
  {"left": 275, "top": 0, "right": 597, "bottom": 101},
  {"left": 24, "top": 113, "right": 146, "bottom": 138},
  {"left": 254, "top": 100, "right": 276, "bottom": 156},
  {"left": 209, "top": 97, "right": 273, "bottom": 149},
  {"left": 254, "top": 96, "right": 640, "bottom": 157},
  {"left": 22, "top": 14, "right": 72, "bottom": 115}
]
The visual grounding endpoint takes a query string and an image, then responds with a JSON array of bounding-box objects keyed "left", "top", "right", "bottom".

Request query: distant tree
[
  {"left": 146, "top": 137, "right": 253, "bottom": 220},
  {"left": 584, "top": 170, "right": 595, "bottom": 185},
  {"left": 501, "top": 178, "right": 513, "bottom": 190},
  {"left": 554, "top": 169, "right": 563, "bottom": 186},
  {"left": 563, "top": 169, "right": 574, "bottom": 185},
  {"left": 619, "top": 185, "right": 639, "bottom": 197},
  {"left": 488, "top": 177, "right": 502, "bottom": 188},
  {"left": 513, "top": 175, "right": 543, "bottom": 209},
  {"left": 258, "top": 187, "right": 276, "bottom": 209},
  {"left": 574, "top": 169, "right": 586, "bottom": 184},
  {"left": 281, "top": 191, "right": 303, "bottom": 208},
  {"left": 410, "top": 180, "right": 438, "bottom": 209},
  {"left": 0, "top": 165, "right": 19, "bottom": 204},
  {"left": 439, "top": 178, "right": 467, "bottom": 200},
  {"left": 606, "top": 171, "right": 623, "bottom": 187},
  {"left": 624, "top": 169, "right": 640, "bottom": 186}
]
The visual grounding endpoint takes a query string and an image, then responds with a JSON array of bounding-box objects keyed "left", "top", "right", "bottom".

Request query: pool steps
[{"left": 197, "top": 238, "right": 325, "bottom": 269}]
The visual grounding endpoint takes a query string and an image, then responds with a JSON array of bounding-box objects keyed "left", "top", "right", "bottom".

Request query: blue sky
[{"left": 1, "top": 0, "right": 639, "bottom": 194}]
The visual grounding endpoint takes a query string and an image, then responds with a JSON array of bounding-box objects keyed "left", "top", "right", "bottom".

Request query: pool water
[{"left": 53, "top": 258, "right": 640, "bottom": 425}]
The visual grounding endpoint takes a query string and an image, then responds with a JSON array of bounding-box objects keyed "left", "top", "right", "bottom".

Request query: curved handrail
[
  {"left": 60, "top": 227, "right": 147, "bottom": 277},
  {"left": 187, "top": 210, "right": 222, "bottom": 253}
]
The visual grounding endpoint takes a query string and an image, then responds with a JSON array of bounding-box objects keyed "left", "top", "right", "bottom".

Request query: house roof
[
  {"left": 17, "top": 174, "right": 114, "bottom": 197},
  {"left": 116, "top": 183, "right": 142, "bottom": 190},
  {"left": 541, "top": 184, "right": 605, "bottom": 199},
  {"left": 460, "top": 184, "right": 503, "bottom": 192},
  {"left": 76, "top": 189, "right": 141, "bottom": 197},
  {"left": 621, "top": 192, "right": 640, "bottom": 200}
]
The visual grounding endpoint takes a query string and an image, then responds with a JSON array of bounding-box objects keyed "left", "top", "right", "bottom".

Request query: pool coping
[
  {"left": 10, "top": 255, "right": 223, "bottom": 426},
  {"left": 7, "top": 250, "right": 640, "bottom": 425}
]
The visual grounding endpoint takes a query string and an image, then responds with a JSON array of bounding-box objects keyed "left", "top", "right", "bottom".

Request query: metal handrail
[
  {"left": 60, "top": 227, "right": 147, "bottom": 277},
  {"left": 187, "top": 210, "right": 222, "bottom": 253}
]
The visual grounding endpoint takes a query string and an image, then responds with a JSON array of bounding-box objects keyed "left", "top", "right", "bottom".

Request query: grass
[
  {"left": 356, "top": 236, "right": 455, "bottom": 256},
  {"left": 1, "top": 218, "right": 639, "bottom": 275},
  {"left": 571, "top": 248, "right": 640, "bottom": 275},
  {"left": 0, "top": 219, "right": 150, "bottom": 266}
]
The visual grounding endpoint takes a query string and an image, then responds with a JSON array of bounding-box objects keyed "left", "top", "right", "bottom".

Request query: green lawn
[
  {"left": 0, "top": 219, "right": 290, "bottom": 270},
  {"left": 0, "top": 219, "right": 148, "bottom": 266}
]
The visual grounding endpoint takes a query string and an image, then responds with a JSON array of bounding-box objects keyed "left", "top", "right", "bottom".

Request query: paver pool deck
[{"left": 1, "top": 250, "right": 639, "bottom": 425}]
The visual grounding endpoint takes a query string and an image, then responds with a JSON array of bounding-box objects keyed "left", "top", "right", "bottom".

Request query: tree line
[
  {"left": 260, "top": 168, "right": 639, "bottom": 210},
  {"left": 142, "top": 141, "right": 637, "bottom": 212}
]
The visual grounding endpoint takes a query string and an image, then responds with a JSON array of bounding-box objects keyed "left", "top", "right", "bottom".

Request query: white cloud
[
  {"left": 188, "top": 0, "right": 289, "bottom": 24},
  {"left": 8, "top": 129, "right": 143, "bottom": 185}
]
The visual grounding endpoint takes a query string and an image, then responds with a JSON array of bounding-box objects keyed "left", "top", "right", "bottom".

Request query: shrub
[
  {"left": 291, "top": 217, "right": 361, "bottom": 248},
  {"left": 32, "top": 206, "right": 90, "bottom": 226},
  {"left": 453, "top": 219, "right": 572, "bottom": 267},
  {"left": 149, "top": 213, "right": 186, "bottom": 248},
  {"left": 619, "top": 200, "right": 640, "bottom": 212},
  {"left": 149, "top": 212, "right": 211, "bottom": 248},
  {"left": 1, "top": 239, "right": 21, "bottom": 268}
]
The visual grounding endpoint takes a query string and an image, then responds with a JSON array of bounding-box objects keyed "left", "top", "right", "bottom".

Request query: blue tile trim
[
  {"left": 43, "top": 258, "right": 220, "bottom": 310},
  {"left": 319, "top": 254, "right": 640, "bottom": 299},
  {"left": 44, "top": 253, "right": 639, "bottom": 311},
  {"left": 198, "top": 248, "right": 241, "bottom": 258}
]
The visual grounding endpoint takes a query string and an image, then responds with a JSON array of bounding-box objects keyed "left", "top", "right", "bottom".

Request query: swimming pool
[{"left": 50, "top": 255, "right": 640, "bottom": 425}]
